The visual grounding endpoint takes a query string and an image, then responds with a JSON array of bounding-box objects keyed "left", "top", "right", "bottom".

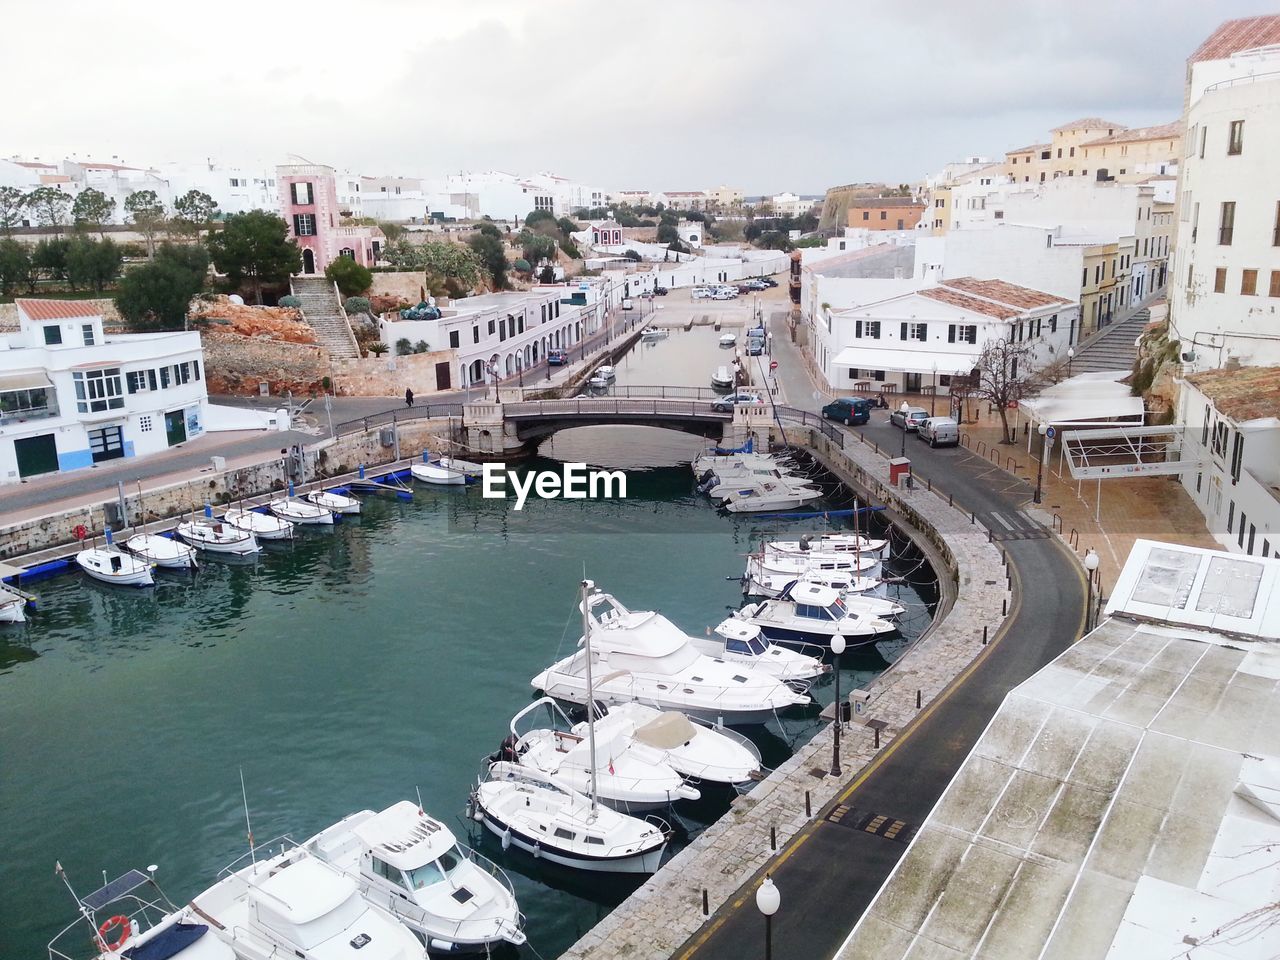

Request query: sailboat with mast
[{"left": 468, "top": 578, "right": 670, "bottom": 874}]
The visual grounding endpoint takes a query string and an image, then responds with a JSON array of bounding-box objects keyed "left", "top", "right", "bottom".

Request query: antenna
[
  {"left": 415, "top": 785, "right": 425, "bottom": 815},
  {"left": 581, "top": 577, "right": 599, "bottom": 820},
  {"left": 239, "top": 767, "right": 256, "bottom": 865},
  {"left": 54, "top": 861, "right": 99, "bottom": 947}
]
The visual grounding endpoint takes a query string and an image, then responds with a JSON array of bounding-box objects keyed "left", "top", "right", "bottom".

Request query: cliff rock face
[
  {"left": 194, "top": 296, "right": 329, "bottom": 395},
  {"left": 190, "top": 296, "right": 316, "bottom": 343}
]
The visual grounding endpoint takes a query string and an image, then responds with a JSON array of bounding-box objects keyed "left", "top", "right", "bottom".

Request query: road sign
[{"left": 1046, "top": 426, "right": 1057, "bottom": 440}]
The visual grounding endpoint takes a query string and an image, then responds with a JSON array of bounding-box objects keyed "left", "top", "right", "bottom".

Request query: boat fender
[
  {"left": 465, "top": 793, "right": 477, "bottom": 821},
  {"left": 501, "top": 828, "right": 511, "bottom": 851},
  {"left": 533, "top": 842, "right": 541, "bottom": 859}
]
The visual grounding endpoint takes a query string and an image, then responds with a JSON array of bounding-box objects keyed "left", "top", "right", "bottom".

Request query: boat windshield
[
  {"left": 406, "top": 846, "right": 465, "bottom": 890},
  {"left": 826, "top": 600, "right": 846, "bottom": 620}
]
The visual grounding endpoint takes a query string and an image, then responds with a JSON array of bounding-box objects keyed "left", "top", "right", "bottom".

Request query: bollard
[
  {"left": 916, "top": 689, "right": 922, "bottom": 709},
  {"left": 1002, "top": 598, "right": 1007, "bottom": 616},
  {"left": 988, "top": 528, "right": 993, "bottom": 543},
  {"left": 770, "top": 826, "right": 776, "bottom": 851},
  {"left": 971, "top": 511, "right": 976, "bottom": 524},
  {"left": 874, "top": 725, "right": 881, "bottom": 749},
  {"left": 949, "top": 492, "right": 954, "bottom": 507},
  {"left": 805, "top": 790, "right": 811, "bottom": 817},
  {"left": 983, "top": 625, "right": 989, "bottom": 644},
  {"left": 702, "top": 889, "right": 709, "bottom": 916},
  {"left": 927, "top": 477, "right": 932, "bottom": 492}
]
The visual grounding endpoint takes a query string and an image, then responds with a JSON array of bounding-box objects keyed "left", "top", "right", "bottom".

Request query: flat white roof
[{"left": 838, "top": 539, "right": 1280, "bottom": 960}]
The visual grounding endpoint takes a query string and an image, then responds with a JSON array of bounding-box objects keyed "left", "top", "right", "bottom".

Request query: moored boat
[
  {"left": 689, "top": 618, "right": 828, "bottom": 684},
  {"left": 717, "top": 479, "right": 822, "bottom": 513},
  {"left": 764, "top": 532, "right": 891, "bottom": 562},
  {"left": 410, "top": 460, "right": 467, "bottom": 485},
  {"left": 76, "top": 546, "right": 154, "bottom": 587},
  {"left": 734, "top": 581, "right": 896, "bottom": 649},
  {"left": 439, "top": 456, "right": 484, "bottom": 478},
  {"left": 268, "top": 497, "right": 334, "bottom": 525},
  {"left": 0, "top": 583, "right": 28, "bottom": 623},
  {"left": 304, "top": 488, "right": 361, "bottom": 514},
  {"left": 176, "top": 518, "right": 261, "bottom": 556},
  {"left": 122, "top": 533, "right": 198, "bottom": 570},
  {"left": 718, "top": 333, "right": 737, "bottom": 346},
  {"left": 710, "top": 365, "right": 735, "bottom": 389},
  {"left": 222, "top": 507, "right": 294, "bottom": 541}
]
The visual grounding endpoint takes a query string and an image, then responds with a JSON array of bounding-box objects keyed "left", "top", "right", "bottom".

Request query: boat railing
[
  {"left": 543, "top": 665, "right": 800, "bottom": 714},
  {"left": 688, "top": 716, "right": 765, "bottom": 765},
  {"left": 48, "top": 887, "right": 175, "bottom": 960},
  {"left": 214, "top": 836, "right": 300, "bottom": 881}
]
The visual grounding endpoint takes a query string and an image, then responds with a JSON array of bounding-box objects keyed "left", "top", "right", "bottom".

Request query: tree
[
  {"left": 378, "top": 222, "right": 406, "bottom": 242},
  {"left": 381, "top": 239, "right": 483, "bottom": 293},
  {"left": 517, "top": 230, "right": 557, "bottom": 266},
  {"left": 71, "top": 188, "right": 117, "bottom": 238},
  {"left": 0, "top": 186, "right": 27, "bottom": 235},
  {"left": 537, "top": 265, "right": 557, "bottom": 284},
  {"left": 468, "top": 232, "right": 509, "bottom": 289},
  {"left": 31, "top": 238, "right": 69, "bottom": 282},
  {"left": 171, "top": 190, "right": 218, "bottom": 242},
  {"left": 155, "top": 241, "right": 209, "bottom": 285},
  {"left": 124, "top": 190, "right": 167, "bottom": 256},
  {"left": 325, "top": 256, "right": 373, "bottom": 297},
  {"left": 556, "top": 216, "right": 580, "bottom": 236},
  {"left": 559, "top": 237, "right": 581, "bottom": 259},
  {"left": 476, "top": 222, "right": 503, "bottom": 239},
  {"left": 622, "top": 249, "right": 642, "bottom": 262},
  {"left": 25, "top": 187, "right": 72, "bottom": 235},
  {"left": 67, "top": 237, "right": 122, "bottom": 291},
  {"left": 206, "top": 210, "right": 302, "bottom": 304},
  {"left": 525, "top": 209, "right": 557, "bottom": 230},
  {"left": 971, "top": 338, "right": 1041, "bottom": 443},
  {"left": 656, "top": 223, "right": 678, "bottom": 244},
  {"left": 115, "top": 259, "right": 204, "bottom": 330},
  {"left": 0, "top": 239, "right": 33, "bottom": 295}
]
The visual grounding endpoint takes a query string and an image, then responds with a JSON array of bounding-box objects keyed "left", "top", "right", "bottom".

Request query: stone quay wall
[
  {"left": 330, "top": 349, "right": 456, "bottom": 398},
  {"left": 560, "top": 424, "right": 1012, "bottom": 960},
  {"left": 0, "top": 419, "right": 453, "bottom": 562}
]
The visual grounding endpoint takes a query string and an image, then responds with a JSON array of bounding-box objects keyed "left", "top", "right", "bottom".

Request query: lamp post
[
  {"left": 899, "top": 401, "right": 910, "bottom": 458},
  {"left": 1083, "top": 549, "right": 1100, "bottom": 634},
  {"left": 756, "top": 875, "right": 780, "bottom": 960},
  {"left": 830, "top": 633, "right": 845, "bottom": 777},
  {"left": 1067, "top": 346, "right": 1074, "bottom": 379},
  {"left": 1034, "top": 422, "right": 1047, "bottom": 504},
  {"left": 930, "top": 363, "right": 938, "bottom": 417}
]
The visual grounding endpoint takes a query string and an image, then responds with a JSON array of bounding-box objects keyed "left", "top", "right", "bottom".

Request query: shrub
[
  {"left": 414, "top": 340, "right": 430, "bottom": 354},
  {"left": 325, "top": 256, "right": 373, "bottom": 297},
  {"left": 367, "top": 341, "right": 389, "bottom": 357},
  {"left": 395, "top": 337, "right": 413, "bottom": 356},
  {"left": 344, "top": 296, "right": 371, "bottom": 315},
  {"left": 278, "top": 294, "right": 301, "bottom": 307},
  {"left": 512, "top": 258, "right": 531, "bottom": 274}
]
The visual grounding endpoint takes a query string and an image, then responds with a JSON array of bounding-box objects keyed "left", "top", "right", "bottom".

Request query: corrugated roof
[
  {"left": 1189, "top": 14, "right": 1280, "bottom": 63},
  {"left": 1187, "top": 365, "right": 1280, "bottom": 422},
  {"left": 15, "top": 299, "right": 104, "bottom": 322},
  {"left": 940, "top": 277, "right": 1069, "bottom": 310},
  {"left": 1051, "top": 117, "right": 1128, "bottom": 133},
  {"left": 1081, "top": 121, "right": 1182, "bottom": 146}
]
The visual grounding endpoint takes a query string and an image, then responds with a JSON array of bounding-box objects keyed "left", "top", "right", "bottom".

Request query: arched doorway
[
  {"left": 506, "top": 355, "right": 515, "bottom": 375},
  {"left": 470, "top": 359, "right": 484, "bottom": 383},
  {"left": 575, "top": 321, "right": 581, "bottom": 342},
  {"left": 302, "top": 248, "right": 316, "bottom": 274}
]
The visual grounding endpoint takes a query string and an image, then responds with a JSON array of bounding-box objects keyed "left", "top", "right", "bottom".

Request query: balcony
[{"left": 0, "top": 391, "right": 60, "bottom": 427}]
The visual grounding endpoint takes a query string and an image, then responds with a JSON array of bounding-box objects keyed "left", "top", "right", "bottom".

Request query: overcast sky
[{"left": 8, "top": 0, "right": 1278, "bottom": 195}]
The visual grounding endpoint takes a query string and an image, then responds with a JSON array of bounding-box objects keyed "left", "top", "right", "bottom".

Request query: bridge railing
[
  {"left": 330, "top": 403, "right": 464, "bottom": 438},
  {"left": 504, "top": 398, "right": 732, "bottom": 418},
  {"left": 774, "top": 405, "right": 846, "bottom": 448}
]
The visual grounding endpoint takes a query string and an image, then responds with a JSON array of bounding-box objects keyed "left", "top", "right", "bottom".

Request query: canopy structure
[
  {"left": 1019, "top": 371, "right": 1145, "bottom": 429},
  {"left": 0, "top": 371, "right": 54, "bottom": 393},
  {"left": 832, "top": 346, "right": 978, "bottom": 376}
]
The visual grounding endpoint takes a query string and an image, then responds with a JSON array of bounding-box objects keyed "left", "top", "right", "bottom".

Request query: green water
[{"left": 1, "top": 333, "right": 938, "bottom": 959}]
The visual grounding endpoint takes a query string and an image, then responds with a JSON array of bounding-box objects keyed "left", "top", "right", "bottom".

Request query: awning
[
  {"left": 1019, "top": 372, "right": 1145, "bottom": 426},
  {"left": 832, "top": 346, "right": 978, "bottom": 376},
  {"left": 0, "top": 372, "right": 53, "bottom": 392}
]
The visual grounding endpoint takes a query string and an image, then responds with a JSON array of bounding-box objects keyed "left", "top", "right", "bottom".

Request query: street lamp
[
  {"left": 830, "top": 633, "right": 845, "bottom": 777},
  {"left": 1067, "top": 346, "right": 1075, "bottom": 379},
  {"left": 1083, "top": 549, "right": 1100, "bottom": 633},
  {"left": 1034, "top": 422, "right": 1047, "bottom": 504},
  {"left": 930, "top": 362, "right": 938, "bottom": 417},
  {"left": 899, "top": 401, "right": 910, "bottom": 458},
  {"left": 756, "top": 875, "right": 780, "bottom": 960}
]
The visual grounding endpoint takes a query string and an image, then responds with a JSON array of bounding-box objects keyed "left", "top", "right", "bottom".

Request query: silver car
[
  {"left": 889, "top": 405, "right": 930, "bottom": 431},
  {"left": 917, "top": 416, "right": 960, "bottom": 447}
]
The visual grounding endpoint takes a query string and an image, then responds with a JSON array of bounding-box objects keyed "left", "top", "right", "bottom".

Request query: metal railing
[
  {"left": 504, "top": 398, "right": 731, "bottom": 419},
  {"left": 331, "top": 403, "right": 464, "bottom": 438}
]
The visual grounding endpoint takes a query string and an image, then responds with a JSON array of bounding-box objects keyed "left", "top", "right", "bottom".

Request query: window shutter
[
  {"left": 917, "top": 323, "right": 927, "bottom": 341},
  {"left": 900, "top": 322, "right": 908, "bottom": 341},
  {"left": 856, "top": 320, "right": 863, "bottom": 338},
  {"left": 948, "top": 325, "right": 956, "bottom": 343}
]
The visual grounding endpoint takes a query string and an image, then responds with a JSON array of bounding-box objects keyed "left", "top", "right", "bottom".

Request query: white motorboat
[
  {"left": 305, "top": 801, "right": 525, "bottom": 954},
  {"left": 122, "top": 533, "right": 198, "bottom": 570},
  {"left": 641, "top": 327, "right": 669, "bottom": 341},
  {"left": 746, "top": 567, "right": 887, "bottom": 599},
  {"left": 222, "top": 507, "right": 294, "bottom": 541},
  {"left": 595, "top": 364, "right": 616, "bottom": 380},
  {"left": 710, "top": 365, "right": 735, "bottom": 389},
  {"left": 735, "top": 581, "right": 896, "bottom": 649},
  {"left": 703, "top": 471, "right": 816, "bottom": 501},
  {"left": 47, "top": 865, "right": 236, "bottom": 960},
  {"left": 305, "top": 488, "right": 361, "bottom": 514},
  {"left": 717, "top": 479, "right": 822, "bottom": 513},
  {"left": 269, "top": 496, "right": 334, "bottom": 525},
  {"left": 410, "top": 460, "right": 467, "bottom": 485},
  {"left": 471, "top": 762, "right": 669, "bottom": 874},
  {"left": 532, "top": 585, "right": 810, "bottom": 725},
  {"left": 747, "top": 549, "right": 883, "bottom": 583},
  {"left": 719, "top": 333, "right": 737, "bottom": 346},
  {"left": 691, "top": 452, "right": 792, "bottom": 476},
  {"left": 76, "top": 546, "right": 154, "bottom": 587},
  {"left": 176, "top": 518, "right": 261, "bottom": 556},
  {"left": 498, "top": 698, "right": 700, "bottom": 812},
  {"left": 690, "top": 618, "right": 828, "bottom": 684},
  {"left": 765, "top": 532, "right": 891, "bottom": 562},
  {"left": 589, "top": 701, "right": 763, "bottom": 788},
  {"left": 0, "top": 584, "right": 26, "bottom": 623},
  {"left": 191, "top": 841, "right": 425, "bottom": 960},
  {"left": 439, "top": 456, "right": 484, "bottom": 478}
]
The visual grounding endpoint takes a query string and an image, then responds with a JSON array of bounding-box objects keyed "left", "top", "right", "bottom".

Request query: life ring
[
  {"left": 98, "top": 915, "right": 131, "bottom": 952},
  {"left": 74, "top": 524, "right": 88, "bottom": 540}
]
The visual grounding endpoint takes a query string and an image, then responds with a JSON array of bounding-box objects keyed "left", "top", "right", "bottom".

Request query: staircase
[
  {"left": 291, "top": 276, "right": 360, "bottom": 359},
  {"left": 1070, "top": 308, "right": 1150, "bottom": 376}
]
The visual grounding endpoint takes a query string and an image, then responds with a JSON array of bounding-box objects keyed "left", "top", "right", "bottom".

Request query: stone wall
[
  {"left": 368, "top": 271, "right": 430, "bottom": 303},
  {"left": 0, "top": 419, "right": 455, "bottom": 561},
  {"left": 200, "top": 332, "right": 331, "bottom": 396},
  {"left": 560, "top": 423, "right": 1012, "bottom": 960},
  {"left": 329, "top": 349, "right": 456, "bottom": 397}
]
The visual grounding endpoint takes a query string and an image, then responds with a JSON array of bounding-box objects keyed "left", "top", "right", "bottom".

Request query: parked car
[
  {"left": 692, "top": 286, "right": 714, "bottom": 300},
  {"left": 821, "top": 397, "right": 872, "bottom": 426},
  {"left": 711, "top": 287, "right": 738, "bottom": 300},
  {"left": 889, "top": 405, "right": 931, "bottom": 431},
  {"left": 746, "top": 338, "right": 765, "bottom": 356},
  {"left": 736, "top": 284, "right": 755, "bottom": 294},
  {"left": 711, "top": 391, "right": 764, "bottom": 412},
  {"left": 917, "top": 416, "right": 960, "bottom": 447},
  {"left": 547, "top": 349, "right": 569, "bottom": 366},
  {"left": 759, "top": 277, "right": 779, "bottom": 288},
  {"left": 743, "top": 279, "right": 768, "bottom": 291},
  {"left": 654, "top": 286, "right": 669, "bottom": 296}
]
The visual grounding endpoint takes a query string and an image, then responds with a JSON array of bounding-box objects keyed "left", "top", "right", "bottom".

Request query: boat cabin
[
  {"left": 787, "top": 583, "right": 847, "bottom": 621},
  {"left": 248, "top": 857, "right": 367, "bottom": 949},
  {"left": 714, "top": 618, "right": 770, "bottom": 657},
  {"left": 344, "top": 802, "right": 471, "bottom": 908}
]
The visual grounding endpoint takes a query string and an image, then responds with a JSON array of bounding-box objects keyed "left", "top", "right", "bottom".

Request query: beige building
[
  {"left": 706, "top": 185, "right": 744, "bottom": 211},
  {"left": 1006, "top": 118, "right": 1182, "bottom": 185}
]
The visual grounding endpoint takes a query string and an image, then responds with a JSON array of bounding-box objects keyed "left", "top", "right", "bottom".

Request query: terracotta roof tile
[
  {"left": 1007, "top": 143, "right": 1050, "bottom": 155},
  {"left": 1051, "top": 118, "right": 1128, "bottom": 133},
  {"left": 1189, "top": 15, "right": 1280, "bottom": 63},
  {"left": 940, "top": 278, "right": 1069, "bottom": 310},
  {"left": 1187, "top": 365, "right": 1280, "bottom": 421},
  {"left": 16, "top": 299, "right": 104, "bottom": 322},
  {"left": 1080, "top": 122, "right": 1182, "bottom": 146},
  {"left": 918, "top": 287, "right": 1020, "bottom": 320}
]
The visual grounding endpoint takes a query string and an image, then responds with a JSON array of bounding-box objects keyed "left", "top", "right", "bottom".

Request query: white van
[
  {"left": 692, "top": 286, "right": 714, "bottom": 300},
  {"left": 917, "top": 416, "right": 960, "bottom": 447}
]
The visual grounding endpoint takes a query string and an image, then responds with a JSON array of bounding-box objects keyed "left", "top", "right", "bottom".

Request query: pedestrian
[{"left": 405, "top": 388, "right": 414, "bottom": 408}]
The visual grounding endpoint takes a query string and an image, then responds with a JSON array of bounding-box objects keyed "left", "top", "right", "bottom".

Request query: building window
[
  {"left": 1273, "top": 201, "right": 1280, "bottom": 246},
  {"left": 472, "top": 325, "right": 480, "bottom": 344},
  {"left": 880, "top": 211, "right": 887, "bottom": 221},
  {"left": 947, "top": 324, "right": 976, "bottom": 344},
  {"left": 1049, "top": 314, "right": 1058, "bottom": 333},
  {"left": 1199, "top": 126, "right": 1207, "bottom": 158},
  {"left": 291, "top": 182, "right": 313, "bottom": 205},
  {"left": 448, "top": 330, "right": 459, "bottom": 349},
  {"left": 1218, "top": 201, "right": 1235, "bottom": 245},
  {"left": 43, "top": 325, "right": 62, "bottom": 345},
  {"left": 1228, "top": 120, "right": 1244, "bottom": 155},
  {"left": 293, "top": 213, "right": 316, "bottom": 236},
  {"left": 488, "top": 318, "right": 495, "bottom": 336},
  {"left": 81, "top": 324, "right": 95, "bottom": 346},
  {"left": 901, "top": 322, "right": 927, "bottom": 341},
  {"left": 73, "top": 368, "right": 124, "bottom": 413},
  {"left": 1241, "top": 269, "right": 1258, "bottom": 296},
  {"left": 1214, "top": 268, "right": 1227, "bottom": 293},
  {"left": 862, "top": 212, "right": 869, "bottom": 221},
  {"left": 1270, "top": 270, "right": 1280, "bottom": 298},
  {"left": 125, "top": 370, "right": 151, "bottom": 394},
  {"left": 1212, "top": 421, "right": 1228, "bottom": 458}
]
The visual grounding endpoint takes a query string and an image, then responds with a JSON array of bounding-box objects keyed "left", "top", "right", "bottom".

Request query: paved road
[{"left": 674, "top": 314, "right": 1087, "bottom": 960}]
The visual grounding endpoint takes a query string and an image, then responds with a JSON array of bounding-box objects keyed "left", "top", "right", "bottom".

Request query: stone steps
[
  {"left": 290, "top": 277, "right": 360, "bottom": 359},
  {"left": 1071, "top": 309, "right": 1149, "bottom": 375}
]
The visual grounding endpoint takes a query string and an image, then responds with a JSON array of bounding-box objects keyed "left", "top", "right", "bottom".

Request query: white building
[
  {"left": 769, "top": 192, "right": 816, "bottom": 218},
  {"left": 1167, "top": 17, "right": 1280, "bottom": 372},
  {"left": 0, "top": 300, "right": 208, "bottom": 483},
  {"left": 156, "top": 160, "right": 279, "bottom": 216},
  {"left": 422, "top": 171, "right": 606, "bottom": 221}
]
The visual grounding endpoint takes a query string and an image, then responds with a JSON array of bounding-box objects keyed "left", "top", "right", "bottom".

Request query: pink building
[
  {"left": 591, "top": 220, "right": 623, "bottom": 245},
  {"left": 277, "top": 162, "right": 383, "bottom": 275}
]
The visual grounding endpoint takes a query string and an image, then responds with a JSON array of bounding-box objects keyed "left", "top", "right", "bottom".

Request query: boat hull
[
  {"left": 0, "top": 596, "right": 27, "bottom": 623},
  {"left": 537, "top": 685, "right": 788, "bottom": 727},
  {"left": 305, "top": 490, "right": 361, "bottom": 514},
  {"left": 75, "top": 551, "right": 154, "bottom": 587},
  {"left": 269, "top": 500, "right": 334, "bottom": 525},
  {"left": 411, "top": 463, "right": 467, "bottom": 485},
  {"left": 751, "top": 622, "right": 884, "bottom": 650},
  {"left": 177, "top": 523, "right": 260, "bottom": 556},
  {"left": 477, "top": 808, "right": 664, "bottom": 874},
  {"left": 222, "top": 510, "right": 294, "bottom": 540},
  {"left": 123, "top": 535, "right": 198, "bottom": 569}
]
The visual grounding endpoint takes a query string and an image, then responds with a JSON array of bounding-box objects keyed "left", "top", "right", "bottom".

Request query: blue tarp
[{"left": 123, "top": 923, "right": 208, "bottom": 960}]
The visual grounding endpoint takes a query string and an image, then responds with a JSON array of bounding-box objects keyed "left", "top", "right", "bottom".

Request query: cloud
[{"left": 6, "top": 0, "right": 1278, "bottom": 193}]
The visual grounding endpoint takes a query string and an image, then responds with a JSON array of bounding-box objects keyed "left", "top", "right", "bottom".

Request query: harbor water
[{"left": 0, "top": 326, "right": 938, "bottom": 959}]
